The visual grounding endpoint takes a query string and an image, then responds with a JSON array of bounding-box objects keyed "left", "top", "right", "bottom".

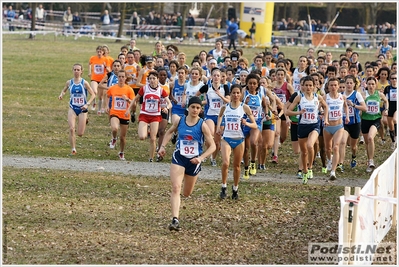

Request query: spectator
[
  {"left": 227, "top": 17, "right": 238, "bottom": 50},
  {"left": 7, "top": 5, "right": 16, "bottom": 31},
  {"left": 278, "top": 18, "right": 287, "bottom": 30},
  {"left": 72, "top": 12, "right": 81, "bottom": 29},
  {"left": 26, "top": 6, "right": 32, "bottom": 20},
  {"left": 187, "top": 13, "right": 195, "bottom": 39},
  {"left": 287, "top": 17, "right": 295, "bottom": 30},
  {"left": 100, "top": 10, "right": 113, "bottom": 36},
  {"left": 315, "top": 20, "right": 323, "bottom": 32},
  {"left": 63, "top": 7, "right": 73, "bottom": 33},
  {"left": 35, "top": 4, "right": 46, "bottom": 28},
  {"left": 129, "top": 11, "right": 140, "bottom": 38}
]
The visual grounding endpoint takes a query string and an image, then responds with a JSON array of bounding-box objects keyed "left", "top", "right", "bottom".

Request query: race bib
[
  {"left": 276, "top": 93, "right": 286, "bottom": 103},
  {"left": 347, "top": 106, "right": 354, "bottom": 116},
  {"left": 211, "top": 98, "right": 222, "bottom": 110},
  {"left": 180, "top": 140, "right": 199, "bottom": 158},
  {"left": 72, "top": 94, "right": 84, "bottom": 106},
  {"left": 94, "top": 64, "right": 104, "bottom": 74},
  {"left": 114, "top": 97, "right": 127, "bottom": 110},
  {"left": 367, "top": 101, "right": 379, "bottom": 115},
  {"left": 145, "top": 99, "right": 158, "bottom": 112},
  {"left": 390, "top": 89, "right": 397, "bottom": 101},
  {"left": 329, "top": 109, "right": 342, "bottom": 120}
]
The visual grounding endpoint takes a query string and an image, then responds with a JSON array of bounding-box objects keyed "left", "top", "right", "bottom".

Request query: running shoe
[
  {"left": 272, "top": 155, "right": 278, "bottom": 164},
  {"left": 202, "top": 157, "right": 207, "bottom": 163},
  {"left": 308, "top": 169, "right": 313, "bottom": 179},
  {"left": 259, "top": 164, "right": 266, "bottom": 170},
  {"left": 316, "top": 152, "right": 321, "bottom": 158},
  {"left": 97, "top": 110, "right": 102, "bottom": 115},
  {"left": 118, "top": 152, "right": 125, "bottom": 161},
  {"left": 350, "top": 158, "right": 357, "bottom": 168},
  {"left": 249, "top": 162, "right": 257, "bottom": 175},
  {"left": 71, "top": 149, "right": 77, "bottom": 156},
  {"left": 302, "top": 172, "right": 308, "bottom": 185},
  {"left": 231, "top": 186, "right": 239, "bottom": 200},
  {"left": 131, "top": 113, "right": 136, "bottom": 123},
  {"left": 329, "top": 171, "right": 337, "bottom": 181},
  {"left": 380, "top": 139, "right": 386, "bottom": 145},
  {"left": 243, "top": 169, "right": 250, "bottom": 180},
  {"left": 109, "top": 138, "right": 117, "bottom": 149},
  {"left": 91, "top": 102, "right": 96, "bottom": 111},
  {"left": 220, "top": 187, "right": 227, "bottom": 199},
  {"left": 296, "top": 170, "right": 303, "bottom": 179},
  {"left": 391, "top": 142, "right": 396, "bottom": 150},
  {"left": 322, "top": 167, "right": 327, "bottom": 174},
  {"left": 171, "top": 133, "right": 177, "bottom": 145},
  {"left": 326, "top": 159, "right": 332, "bottom": 171},
  {"left": 366, "top": 160, "right": 375, "bottom": 173},
  {"left": 168, "top": 218, "right": 181, "bottom": 231},
  {"left": 86, "top": 118, "right": 89, "bottom": 125},
  {"left": 337, "top": 163, "right": 344, "bottom": 173},
  {"left": 156, "top": 154, "right": 164, "bottom": 162},
  {"left": 211, "top": 159, "right": 217, "bottom": 167},
  {"left": 149, "top": 158, "right": 153, "bottom": 162},
  {"left": 359, "top": 136, "right": 364, "bottom": 144}
]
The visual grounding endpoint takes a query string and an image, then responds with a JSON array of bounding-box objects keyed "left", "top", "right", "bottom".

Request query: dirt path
[{"left": 2, "top": 155, "right": 368, "bottom": 188}]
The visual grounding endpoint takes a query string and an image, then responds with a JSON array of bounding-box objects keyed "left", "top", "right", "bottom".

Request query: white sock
[
  {"left": 331, "top": 171, "right": 335, "bottom": 176},
  {"left": 222, "top": 184, "right": 227, "bottom": 188},
  {"left": 233, "top": 185, "right": 238, "bottom": 191}
]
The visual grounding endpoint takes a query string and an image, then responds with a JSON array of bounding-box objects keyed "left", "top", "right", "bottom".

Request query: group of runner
[{"left": 59, "top": 39, "right": 397, "bottom": 231}]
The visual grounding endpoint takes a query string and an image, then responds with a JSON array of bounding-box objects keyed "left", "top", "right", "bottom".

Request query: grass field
[
  {"left": 2, "top": 33, "right": 390, "bottom": 176},
  {"left": 2, "top": 33, "right": 396, "bottom": 264}
]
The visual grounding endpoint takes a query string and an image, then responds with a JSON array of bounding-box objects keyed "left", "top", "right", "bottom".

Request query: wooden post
[
  {"left": 348, "top": 187, "right": 361, "bottom": 265},
  {"left": 342, "top": 186, "right": 351, "bottom": 265}
]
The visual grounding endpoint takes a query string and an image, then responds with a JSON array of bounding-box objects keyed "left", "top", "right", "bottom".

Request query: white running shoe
[
  {"left": 326, "top": 159, "right": 332, "bottom": 171},
  {"left": 109, "top": 138, "right": 117, "bottom": 149}
]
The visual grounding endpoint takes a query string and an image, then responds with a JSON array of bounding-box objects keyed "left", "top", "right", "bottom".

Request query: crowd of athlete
[{"left": 59, "top": 39, "right": 397, "bottom": 231}]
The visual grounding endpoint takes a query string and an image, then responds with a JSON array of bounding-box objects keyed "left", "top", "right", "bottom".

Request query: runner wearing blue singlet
[
  {"left": 59, "top": 63, "right": 96, "bottom": 155},
  {"left": 98, "top": 60, "right": 122, "bottom": 114},
  {"left": 241, "top": 74, "right": 268, "bottom": 178},
  {"left": 217, "top": 84, "right": 257, "bottom": 200},
  {"left": 158, "top": 96, "right": 216, "bottom": 232},
  {"left": 169, "top": 66, "right": 188, "bottom": 143}
]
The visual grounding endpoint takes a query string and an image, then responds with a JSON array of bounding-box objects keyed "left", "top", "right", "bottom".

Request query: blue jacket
[{"left": 227, "top": 22, "right": 238, "bottom": 36}]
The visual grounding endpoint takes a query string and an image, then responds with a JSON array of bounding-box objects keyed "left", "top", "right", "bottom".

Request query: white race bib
[{"left": 180, "top": 140, "right": 199, "bottom": 158}]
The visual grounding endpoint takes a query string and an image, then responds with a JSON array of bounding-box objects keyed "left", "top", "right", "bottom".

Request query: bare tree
[
  {"left": 180, "top": 3, "right": 188, "bottom": 39},
  {"left": 116, "top": 2, "right": 126, "bottom": 42},
  {"left": 29, "top": 3, "right": 37, "bottom": 38},
  {"left": 326, "top": 3, "right": 336, "bottom": 23}
]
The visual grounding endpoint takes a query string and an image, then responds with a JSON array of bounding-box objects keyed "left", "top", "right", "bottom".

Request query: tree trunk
[
  {"left": 274, "top": 4, "right": 280, "bottom": 31},
  {"left": 49, "top": 3, "right": 53, "bottom": 21},
  {"left": 116, "top": 2, "right": 126, "bottom": 42},
  {"left": 30, "top": 3, "right": 37, "bottom": 38},
  {"left": 160, "top": 3, "right": 164, "bottom": 25},
  {"left": 289, "top": 4, "right": 299, "bottom": 22},
  {"left": 326, "top": 3, "right": 336, "bottom": 23},
  {"left": 181, "top": 4, "right": 188, "bottom": 39}
]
